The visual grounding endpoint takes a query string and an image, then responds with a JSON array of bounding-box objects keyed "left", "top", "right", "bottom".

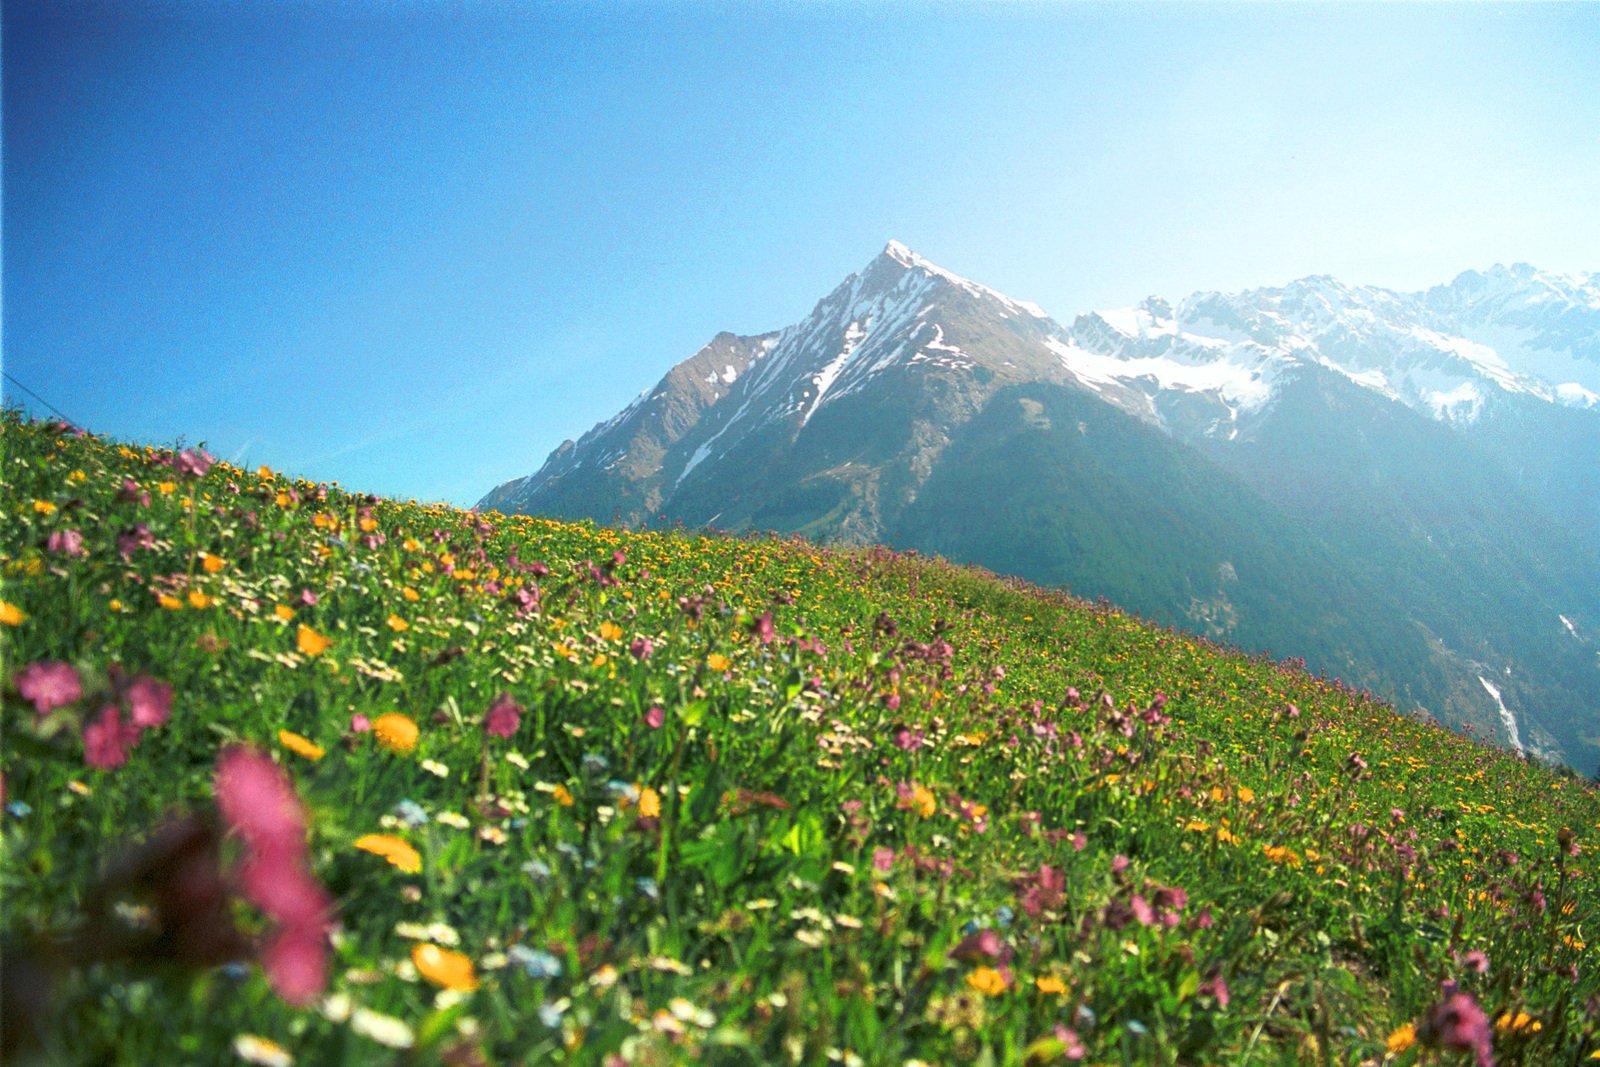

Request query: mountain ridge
[{"left": 481, "top": 244, "right": 1600, "bottom": 768}]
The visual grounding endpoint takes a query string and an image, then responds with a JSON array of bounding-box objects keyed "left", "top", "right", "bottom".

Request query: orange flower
[
  {"left": 599, "top": 621, "right": 624, "bottom": 642},
  {"left": 551, "top": 784, "right": 575, "bottom": 807},
  {"left": 638, "top": 786, "right": 662, "bottom": 819},
  {"left": 1035, "top": 975, "right": 1068, "bottom": 995},
  {"left": 372, "top": 713, "right": 419, "bottom": 755},
  {"left": 278, "top": 730, "right": 325, "bottom": 761},
  {"left": 966, "top": 966, "right": 1007, "bottom": 996},
  {"left": 187, "top": 590, "right": 213, "bottom": 609},
  {"left": 386, "top": 614, "right": 409, "bottom": 632},
  {"left": 354, "top": 833, "right": 422, "bottom": 873},
  {"left": 706, "top": 653, "right": 731, "bottom": 672},
  {"left": 0, "top": 601, "right": 26, "bottom": 626},
  {"left": 200, "top": 552, "right": 227, "bottom": 574},
  {"left": 274, "top": 604, "right": 296, "bottom": 622},
  {"left": 1385, "top": 1023, "right": 1416, "bottom": 1053},
  {"left": 412, "top": 943, "right": 478, "bottom": 991},
  {"left": 297, "top": 625, "right": 332, "bottom": 657}
]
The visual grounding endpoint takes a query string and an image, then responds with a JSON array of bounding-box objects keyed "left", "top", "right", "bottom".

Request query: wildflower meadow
[{"left": 2, "top": 410, "right": 1596, "bottom": 1066}]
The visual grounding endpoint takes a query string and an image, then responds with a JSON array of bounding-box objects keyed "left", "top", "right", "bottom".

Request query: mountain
[{"left": 481, "top": 243, "right": 1600, "bottom": 768}]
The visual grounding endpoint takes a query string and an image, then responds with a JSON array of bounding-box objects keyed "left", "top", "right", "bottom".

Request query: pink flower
[
  {"left": 949, "top": 928, "right": 1008, "bottom": 963},
  {"left": 872, "top": 847, "right": 895, "bottom": 872},
  {"left": 214, "top": 746, "right": 307, "bottom": 855},
  {"left": 751, "top": 612, "right": 776, "bottom": 644},
  {"left": 643, "top": 706, "right": 665, "bottom": 730},
  {"left": 171, "top": 448, "right": 216, "bottom": 478},
  {"left": 484, "top": 692, "right": 523, "bottom": 739},
  {"left": 46, "top": 529, "right": 85, "bottom": 556},
  {"left": 1421, "top": 988, "right": 1494, "bottom": 1067},
  {"left": 124, "top": 675, "right": 173, "bottom": 730},
  {"left": 298, "top": 589, "right": 319, "bottom": 607},
  {"left": 84, "top": 705, "right": 141, "bottom": 769},
  {"left": 1053, "top": 1026, "right": 1086, "bottom": 1060},
  {"left": 891, "top": 725, "right": 924, "bottom": 751},
  {"left": 14, "top": 661, "right": 82, "bottom": 715},
  {"left": 260, "top": 926, "right": 328, "bottom": 1007},
  {"left": 238, "top": 852, "right": 333, "bottom": 928},
  {"left": 629, "top": 636, "right": 654, "bottom": 660},
  {"left": 350, "top": 713, "right": 372, "bottom": 733}
]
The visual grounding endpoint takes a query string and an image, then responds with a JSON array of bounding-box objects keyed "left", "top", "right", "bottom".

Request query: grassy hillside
[{"left": 3, "top": 410, "right": 1597, "bottom": 1066}]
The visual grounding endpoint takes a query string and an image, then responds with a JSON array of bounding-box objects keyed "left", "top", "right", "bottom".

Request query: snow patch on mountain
[{"left": 884, "top": 240, "right": 1049, "bottom": 321}]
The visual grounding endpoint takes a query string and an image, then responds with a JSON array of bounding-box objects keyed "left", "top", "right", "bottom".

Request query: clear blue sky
[{"left": 7, "top": 1, "right": 1597, "bottom": 505}]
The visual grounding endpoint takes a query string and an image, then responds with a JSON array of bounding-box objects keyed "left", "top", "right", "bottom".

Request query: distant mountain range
[{"left": 481, "top": 243, "right": 1600, "bottom": 768}]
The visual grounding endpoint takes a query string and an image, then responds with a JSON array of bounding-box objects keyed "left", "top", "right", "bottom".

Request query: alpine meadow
[{"left": 3, "top": 410, "right": 1598, "bottom": 1065}]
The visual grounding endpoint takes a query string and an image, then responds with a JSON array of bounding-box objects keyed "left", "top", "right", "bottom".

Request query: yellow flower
[
  {"left": 401, "top": 586, "right": 419, "bottom": 602},
  {"left": 599, "top": 621, "right": 624, "bottom": 641},
  {"left": 32, "top": 500, "right": 56, "bottom": 514},
  {"left": 638, "top": 786, "right": 662, "bottom": 819},
  {"left": 1385, "top": 1022, "right": 1416, "bottom": 1053},
  {"left": 278, "top": 730, "right": 325, "bottom": 761},
  {"left": 552, "top": 784, "right": 575, "bottom": 807},
  {"left": 372, "top": 713, "right": 419, "bottom": 754},
  {"left": 1496, "top": 1011, "right": 1541, "bottom": 1034},
  {"left": 297, "top": 625, "right": 332, "bottom": 657},
  {"left": 188, "top": 590, "right": 213, "bottom": 609},
  {"left": 591, "top": 653, "right": 608, "bottom": 669},
  {"left": 1236, "top": 786, "right": 1255, "bottom": 803},
  {"left": 274, "top": 604, "right": 296, "bottom": 621},
  {"left": 553, "top": 642, "right": 575, "bottom": 660},
  {"left": 257, "top": 466, "right": 274, "bottom": 479},
  {"left": 200, "top": 552, "right": 227, "bottom": 573},
  {"left": 0, "top": 601, "right": 26, "bottom": 626},
  {"left": 157, "top": 481, "right": 177, "bottom": 495},
  {"left": 1263, "top": 845, "right": 1302, "bottom": 867},
  {"left": 1034, "top": 975, "right": 1067, "bottom": 995},
  {"left": 354, "top": 833, "right": 422, "bottom": 873},
  {"left": 412, "top": 943, "right": 478, "bottom": 991},
  {"left": 386, "top": 614, "right": 409, "bottom": 632},
  {"left": 706, "top": 653, "right": 731, "bottom": 672},
  {"left": 158, "top": 593, "right": 185, "bottom": 610},
  {"left": 965, "top": 966, "right": 1007, "bottom": 996},
  {"left": 1185, "top": 820, "right": 1211, "bottom": 833}
]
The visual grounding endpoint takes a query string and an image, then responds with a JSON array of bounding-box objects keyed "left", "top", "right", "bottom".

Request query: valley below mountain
[{"left": 483, "top": 243, "right": 1600, "bottom": 769}]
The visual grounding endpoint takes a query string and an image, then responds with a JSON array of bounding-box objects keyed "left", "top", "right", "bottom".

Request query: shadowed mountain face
[{"left": 482, "top": 243, "right": 1600, "bottom": 768}]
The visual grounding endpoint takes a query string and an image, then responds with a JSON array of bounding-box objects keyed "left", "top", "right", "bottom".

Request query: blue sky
[{"left": 7, "top": 1, "right": 1597, "bottom": 505}]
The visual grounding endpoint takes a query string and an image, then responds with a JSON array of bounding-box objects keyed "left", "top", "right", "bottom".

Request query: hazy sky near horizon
[{"left": 7, "top": 1, "right": 1598, "bottom": 505}]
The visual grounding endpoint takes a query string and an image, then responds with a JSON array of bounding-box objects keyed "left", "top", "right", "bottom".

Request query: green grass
[{"left": 2, "top": 409, "right": 1596, "bottom": 1066}]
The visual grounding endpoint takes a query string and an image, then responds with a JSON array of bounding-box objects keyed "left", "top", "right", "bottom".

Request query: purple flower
[
  {"left": 14, "top": 661, "right": 83, "bottom": 715},
  {"left": 117, "top": 522, "right": 155, "bottom": 560},
  {"left": 116, "top": 479, "right": 151, "bottom": 506},
  {"left": 484, "top": 692, "right": 523, "bottom": 739}
]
